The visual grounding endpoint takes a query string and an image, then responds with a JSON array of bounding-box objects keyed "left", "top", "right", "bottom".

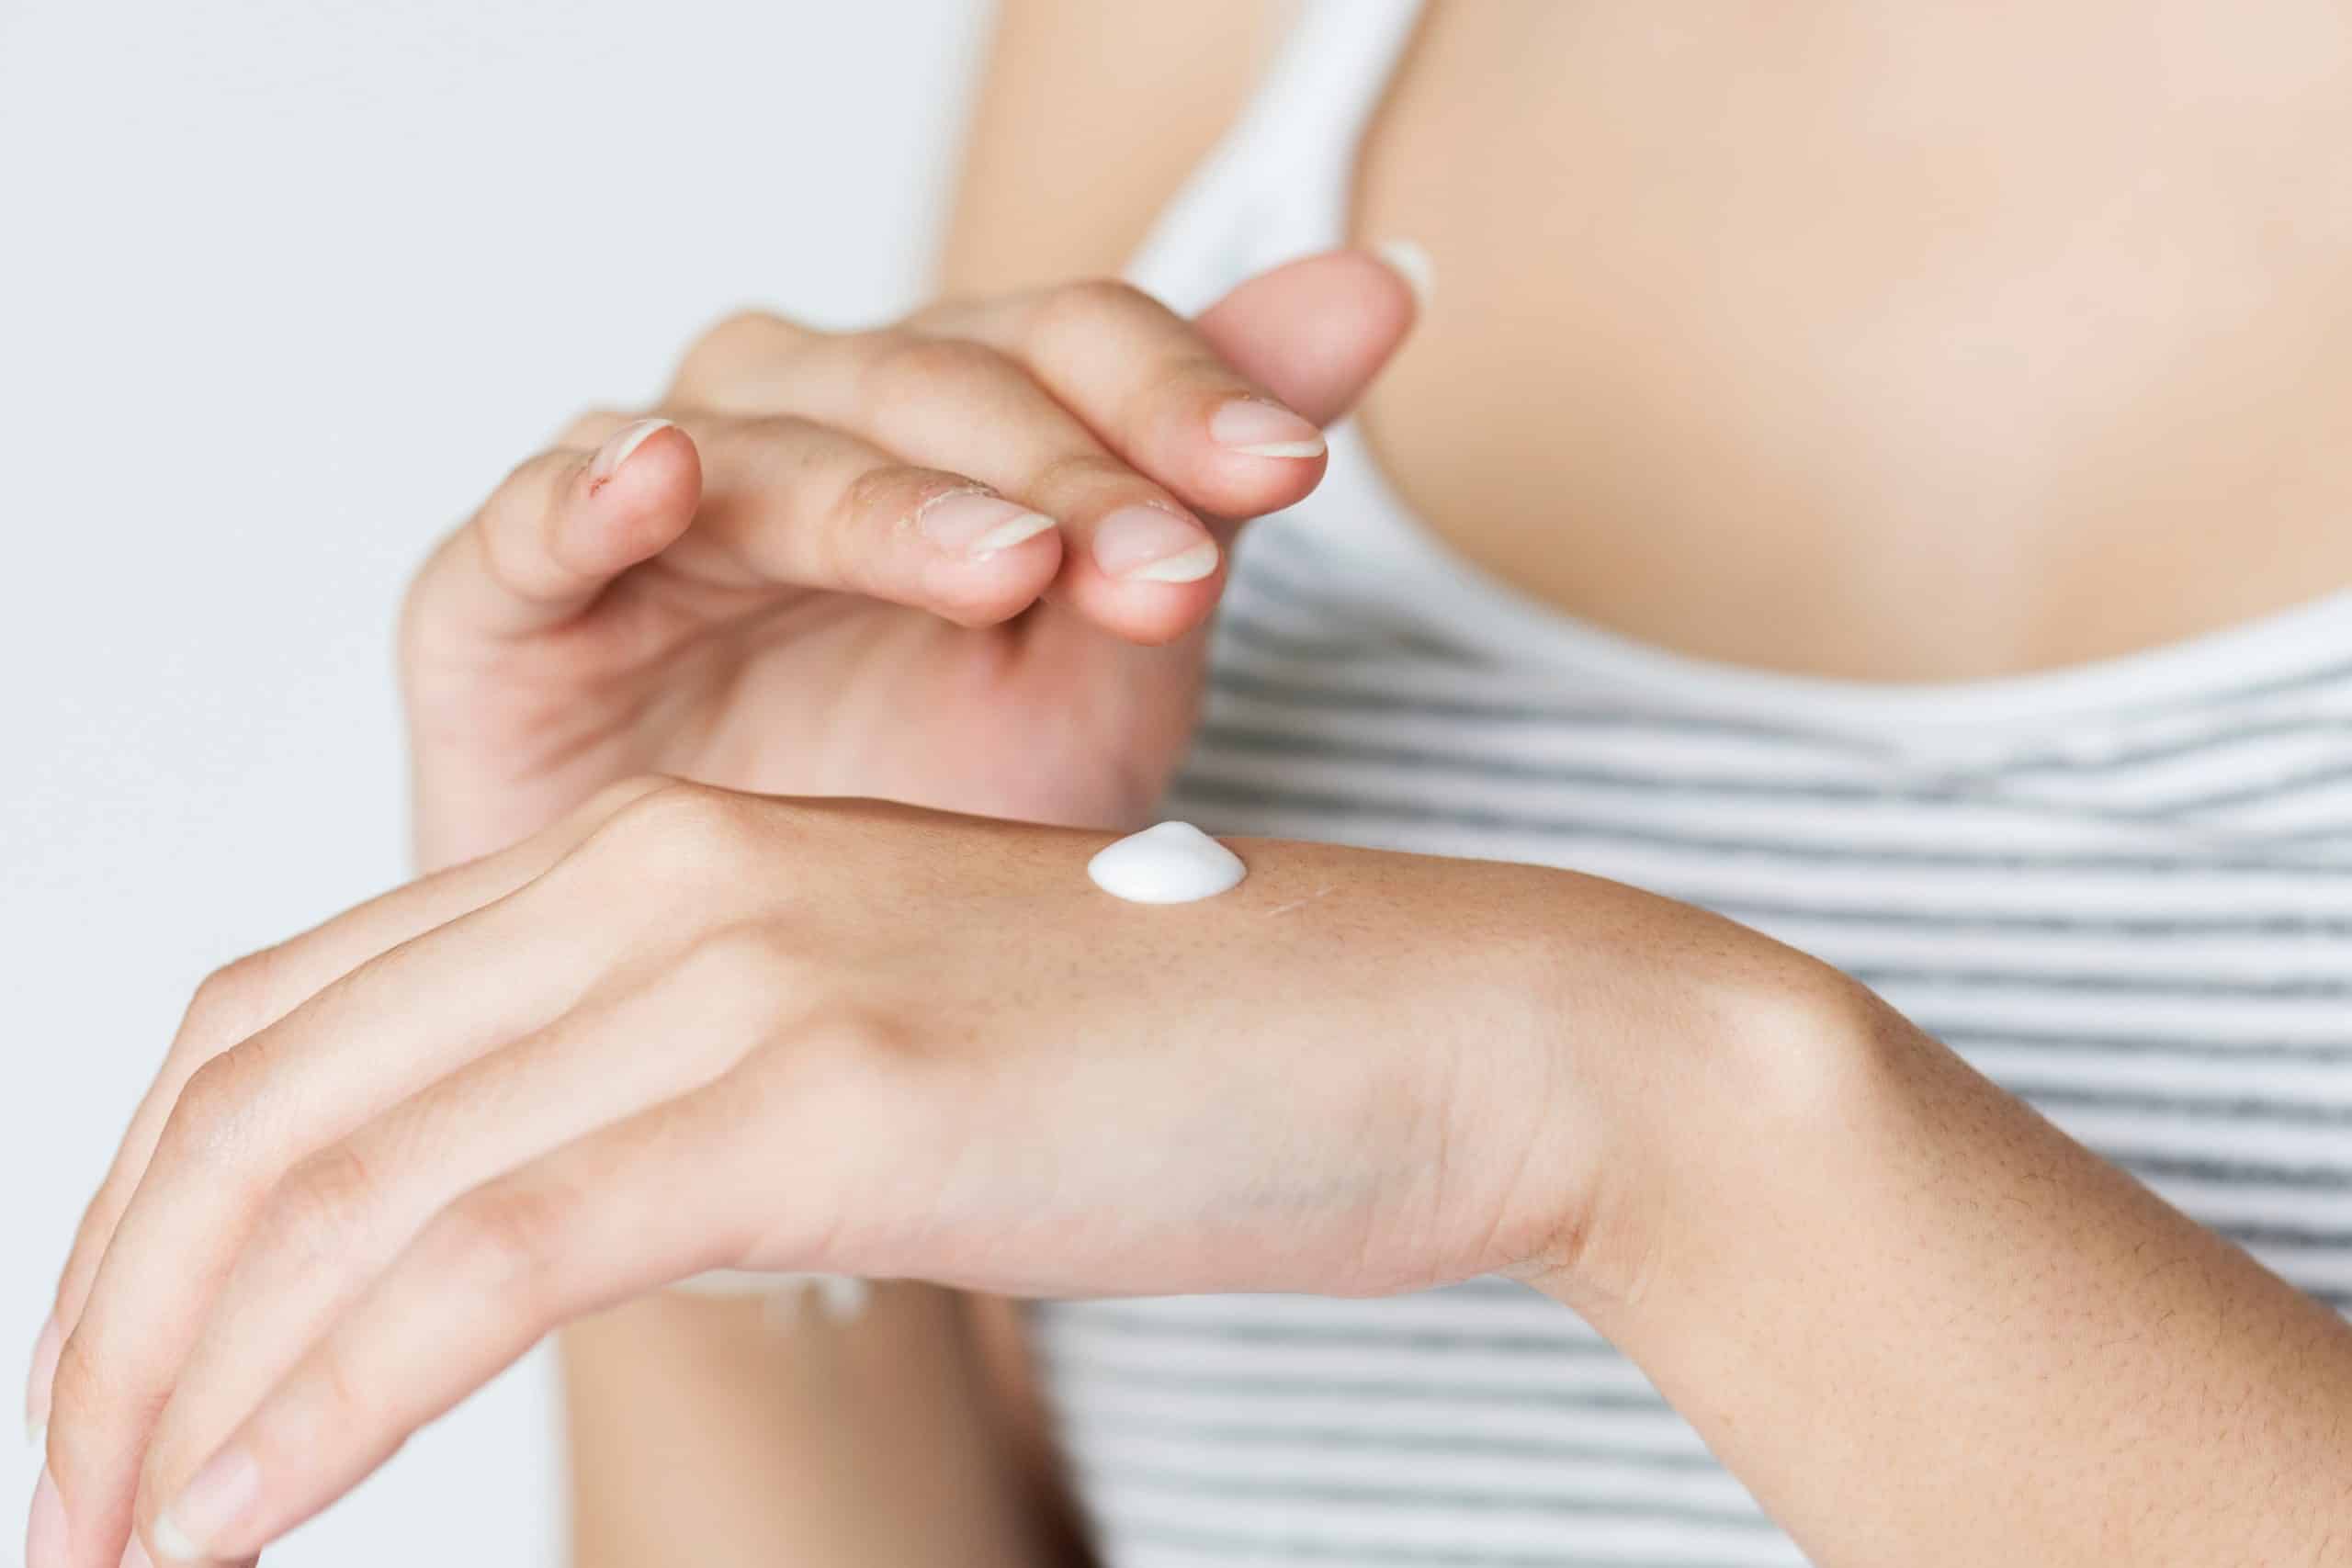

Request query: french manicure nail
[
  {"left": 26, "top": 1467, "right": 67, "bottom": 1568},
  {"left": 1375, "top": 238, "right": 1435, "bottom": 311},
  {"left": 915, "top": 491, "right": 1056, "bottom": 559},
  {"left": 119, "top": 1528, "right": 153, "bottom": 1568},
  {"left": 154, "top": 1448, "right": 258, "bottom": 1563},
  {"left": 587, "top": 418, "right": 674, "bottom": 487},
  {"left": 25, "top": 1314, "right": 61, "bottom": 1445},
  {"left": 1091, "top": 505, "right": 1220, "bottom": 583},
  {"left": 1209, "top": 399, "right": 1326, "bottom": 458}
]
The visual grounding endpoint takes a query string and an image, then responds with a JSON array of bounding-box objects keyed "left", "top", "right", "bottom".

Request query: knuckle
[
  {"left": 182, "top": 951, "right": 279, "bottom": 1049},
  {"left": 567, "top": 773, "right": 683, "bottom": 833},
  {"left": 157, "top": 1048, "right": 273, "bottom": 1175},
  {"left": 438, "top": 1181, "right": 573, "bottom": 1302},
  {"left": 576, "top": 780, "right": 761, "bottom": 880},
  {"left": 1026, "top": 448, "right": 1136, "bottom": 501},
  {"left": 1032, "top": 276, "right": 1154, "bottom": 344},
  {"left": 307, "top": 1332, "right": 382, "bottom": 1434},
  {"left": 259, "top": 1143, "right": 383, "bottom": 1273},
  {"left": 863, "top": 332, "right": 1012, "bottom": 395},
  {"left": 43, "top": 1333, "right": 150, "bottom": 1483},
  {"left": 673, "top": 308, "right": 799, "bottom": 395},
  {"left": 44, "top": 1332, "right": 97, "bottom": 1430},
  {"left": 843, "top": 464, "right": 973, "bottom": 531},
  {"left": 851, "top": 335, "right": 1013, "bottom": 429}
]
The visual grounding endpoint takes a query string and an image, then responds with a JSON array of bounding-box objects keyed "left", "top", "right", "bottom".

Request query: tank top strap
[{"left": 1125, "top": 0, "right": 1425, "bottom": 312}]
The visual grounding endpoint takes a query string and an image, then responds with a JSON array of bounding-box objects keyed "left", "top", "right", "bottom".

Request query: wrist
[{"left": 1516, "top": 905, "right": 1896, "bottom": 1320}]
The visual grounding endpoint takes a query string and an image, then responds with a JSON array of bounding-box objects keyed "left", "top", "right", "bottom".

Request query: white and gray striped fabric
[{"left": 1028, "top": 6, "right": 2352, "bottom": 1560}]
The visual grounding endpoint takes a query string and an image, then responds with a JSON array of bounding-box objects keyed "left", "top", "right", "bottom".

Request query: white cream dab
[{"left": 1088, "top": 820, "right": 1247, "bottom": 904}]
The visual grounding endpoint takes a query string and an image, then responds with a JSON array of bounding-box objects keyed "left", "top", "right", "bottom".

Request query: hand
[
  {"left": 400, "top": 254, "right": 1416, "bottom": 870},
  {"left": 26, "top": 783, "right": 1825, "bottom": 1568}
]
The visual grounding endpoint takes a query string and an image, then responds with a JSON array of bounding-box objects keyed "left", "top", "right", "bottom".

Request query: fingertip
[
  {"left": 1082, "top": 576, "right": 1223, "bottom": 647},
  {"left": 922, "top": 520, "right": 1067, "bottom": 629},
  {"left": 571, "top": 422, "right": 700, "bottom": 574},
  {"left": 1051, "top": 538, "right": 1225, "bottom": 647},
  {"left": 1195, "top": 248, "right": 1420, "bottom": 426},
  {"left": 1185, "top": 419, "right": 1330, "bottom": 520}
]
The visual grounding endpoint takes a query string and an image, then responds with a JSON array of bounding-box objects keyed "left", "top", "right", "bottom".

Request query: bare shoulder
[{"left": 938, "top": 0, "right": 1290, "bottom": 296}]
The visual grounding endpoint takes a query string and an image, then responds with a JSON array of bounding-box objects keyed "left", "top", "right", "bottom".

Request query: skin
[{"left": 26, "top": 1, "right": 2352, "bottom": 1565}]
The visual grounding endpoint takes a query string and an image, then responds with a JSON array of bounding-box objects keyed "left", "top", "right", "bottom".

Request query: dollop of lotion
[{"left": 1087, "top": 820, "right": 1247, "bottom": 904}]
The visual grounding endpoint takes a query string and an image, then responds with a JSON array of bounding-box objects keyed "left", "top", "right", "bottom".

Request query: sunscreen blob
[{"left": 1087, "top": 821, "right": 1247, "bottom": 904}]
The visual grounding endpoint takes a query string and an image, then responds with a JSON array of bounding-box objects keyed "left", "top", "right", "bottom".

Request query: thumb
[{"left": 1193, "top": 246, "right": 1426, "bottom": 428}]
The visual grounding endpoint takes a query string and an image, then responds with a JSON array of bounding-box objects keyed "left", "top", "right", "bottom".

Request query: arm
[
  {"left": 549, "top": 6, "right": 1277, "bottom": 1563},
  {"left": 33, "top": 794, "right": 2352, "bottom": 1568},
  {"left": 1543, "top": 982, "right": 2352, "bottom": 1566}
]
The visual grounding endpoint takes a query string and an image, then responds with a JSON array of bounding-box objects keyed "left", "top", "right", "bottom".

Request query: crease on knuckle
[
  {"left": 44, "top": 1330, "right": 161, "bottom": 1486},
  {"left": 261, "top": 1142, "right": 383, "bottom": 1276},
  {"left": 1023, "top": 448, "right": 1136, "bottom": 507},
  {"left": 1115, "top": 350, "right": 1236, "bottom": 445},
  {"left": 308, "top": 1330, "right": 380, "bottom": 1434},
  {"left": 158, "top": 1047, "right": 275, "bottom": 1180},
  {"left": 845, "top": 463, "right": 978, "bottom": 539},
  {"left": 440, "top": 1180, "right": 575, "bottom": 1308}
]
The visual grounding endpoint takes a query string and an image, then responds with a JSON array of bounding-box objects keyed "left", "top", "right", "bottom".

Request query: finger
[
  {"left": 1191, "top": 247, "right": 1423, "bottom": 427},
  {"left": 135, "top": 944, "right": 774, "bottom": 1523},
  {"left": 42, "top": 798, "right": 676, "bottom": 1568},
  {"left": 554, "top": 412, "right": 1066, "bottom": 630},
  {"left": 928, "top": 248, "right": 1420, "bottom": 519},
  {"left": 406, "top": 418, "right": 703, "bottom": 642},
  {"left": 42, "top": 774, "right": 667, "bottom": 1350},
  {"left": 707, "top": 331, "right": 1231, "bottom": 646},
  {"left": 141, "top": 1068, "right": 782, "bottom": 1566}
]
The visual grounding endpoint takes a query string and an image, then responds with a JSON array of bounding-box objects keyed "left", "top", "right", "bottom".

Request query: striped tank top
[{"left": 1024, "top": 5, "right": 2352, "bottom": 1564}]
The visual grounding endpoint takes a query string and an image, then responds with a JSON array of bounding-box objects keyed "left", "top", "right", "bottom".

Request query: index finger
[{"left": 918, "top": 248, "right": 1419, "bottom": 522}]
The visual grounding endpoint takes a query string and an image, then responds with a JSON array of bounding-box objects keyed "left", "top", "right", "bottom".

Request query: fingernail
[
  {"left": 154, "top": 1448, "right": 258, "bottom": 1563},
  {"left": 119, "top": 1529, "right": 153, "bottom": 1568},
  {"left": 587, "top": 418, "right": 674, "bottom": 487},
  {"left": 25, "top": 1314, "right": 61, "bottom": 1445},
  {"left": 26, "top": 1468, "right": 67, "bottom": 1568},
  {"left": 1374, "top": 238, "right": 1435, "bottom": 311},
  {"left": 915, "top": 491, "right": 1057, "bottom": 559},
  {"left": 1092, "top": 505, "right": 1219, "bottom": 583},
  {"left": 1209, "top": 399, "right": 1325, "bottom": 458}
]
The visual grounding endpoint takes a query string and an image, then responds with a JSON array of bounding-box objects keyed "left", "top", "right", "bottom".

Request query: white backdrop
[{"left": 0, "top": 2, "right": 990, "bottom": 1561}]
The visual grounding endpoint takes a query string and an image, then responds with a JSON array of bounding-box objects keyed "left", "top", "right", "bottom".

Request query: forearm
[
  {"left": 1549, "top": 976, "right": 2352, "bottom": 1566},
  {"left": 560, "top": 1285, "right": 1076, "bottom": 1568}
]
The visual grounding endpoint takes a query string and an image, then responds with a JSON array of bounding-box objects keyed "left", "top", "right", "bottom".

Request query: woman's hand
[
  {"left": 28, "top": 783, "right": 1814, "bottom": 1568},
  {"left": 399, "top": 253, "right": 1416, "bottom": 871}
]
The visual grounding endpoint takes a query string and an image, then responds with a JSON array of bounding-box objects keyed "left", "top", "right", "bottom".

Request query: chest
[{"left": 1348, "top": 0, "right": 2352, "bottom": 681}]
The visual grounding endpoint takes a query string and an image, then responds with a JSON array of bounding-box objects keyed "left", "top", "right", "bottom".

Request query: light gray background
[{"left": 0, "top": 2, "right": 990, "bottom": 1561}]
